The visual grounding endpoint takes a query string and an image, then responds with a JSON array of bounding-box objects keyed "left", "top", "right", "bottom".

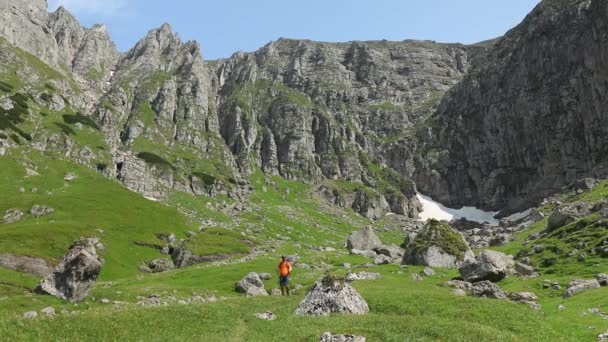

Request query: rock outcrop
[
  {"left": 37, "top": 237, "right": 104, "bottom": 302},
  {"left": 295, "top": 275, "right": 369, "bottom": 316},
  {"left": 419, "top": 0, "right": 608, "bottom": 214}
]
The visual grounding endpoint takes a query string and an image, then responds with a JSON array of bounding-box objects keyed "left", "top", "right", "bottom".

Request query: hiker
[{"left": 278, "top": 256, "right": 292, "bottom": 296}]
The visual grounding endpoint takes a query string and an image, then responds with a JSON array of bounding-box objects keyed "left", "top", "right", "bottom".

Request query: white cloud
[{"left": 49, "top": 0, "right": 128, "bottom": 15}]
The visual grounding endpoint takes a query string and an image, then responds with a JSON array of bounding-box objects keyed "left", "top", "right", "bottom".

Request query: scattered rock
[
  {"left": 295, "top": 276, "right": 369, "bottom": 316},
  {"left": 147, "top": 258, "right": 174, "bottom": 273},
  {"left": 547, "top": 202, "right": 591, "bottom": 231},
  {"left": 258, "top": 272, "right": 272, "bottom": 280},
  {"left": 23, "top": 311, "right": 37, "bottom": 319},
  {"left": 373, "top": 255, "right": 391, "bottom": 265},
  {"left": 350, "top": 249, "right": 377, "bottom": 258},
  {"left": 64, "top": 172, "right": 77, "bottom": 181},
  {"left": 373, "top": 245, "right": 404, "bottom": 259},
  {"left": 37, "top": 237, "right": 103, "bottom": 302},
  {"left": 246, "top": 286, "right": 269, "bottom": 297},
  {"left": 270, "top": 288, "right": 282, "bottom": 296},
  {"left": 598, "top": 332, "right": 608, "bottom": 341},
  {"left": 319, "top": 332, "right": 366, "bottom": 342},
  {"left": 30, "top": 205, "right": 54, "bottom": 218},
  {"left": 100, "top": 298, "right": 110, "bottom": 304},
  {"left": 254, "top": 311, "right": 276, "bottom": 321},
  {"left": 509, "top": 292, "right": 538, "bottom": 302},
  {"left": 345, "top": 272, "right": 381, "bottom": 281},
  {"left": 2, "top": 209, "right": 23, "bottom": 224},
  {"left": 470, "top": 280, "right": 508, "bottom": 299},
  {"left": 41, "top": 307, "right": 55, "bottom": 317},
  {"left": 452, "top": 288, "right": 467, "bottom": 296},
  {"left": 514, "top": 262, "right": 537, "bottom": 277},
  {"left": 459, "top": 250, "right": 514, "bottom": 283},
  {"left": 422, "top": 267, "right": 435, "bottom": 277},
  {"left": 444, "top": 280, "right": 473, "bottom": 291},
  {"left": 346, "top": 227, "right": 382, "bottom": 251},
  {"left": 563, "top": 279, "right": 601, "bottom": 298}
]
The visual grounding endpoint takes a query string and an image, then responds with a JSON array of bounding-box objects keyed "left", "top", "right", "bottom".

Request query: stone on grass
[
  {"left": 320, "top": 332, "right": 366, "bottom": 342},
  {"left": 236, "top": 272, "right": 264, "bottom": 293},
  {"left": 546, "top": 202, "right": 591, "bottom": 231},
  {"left": 2, "top": 209, "right": 23, "bottom": 224},
  {"left": 422, "top": 267, "right": 435, "bottom": 277},
  {"left": 37, "top": 237, "right": 103, "bottom": 302},
  {"left": 258, "top": 272, "right": 272, "bottom": 280},
  {"left": 23, "top": 311, "right": 37, "bottom": 319},
  {"left": 295, "top": 276, "right": 369, "bottom": 316},
  {"left": 30, "top": 205, "right": 54, "bottom": 218},
  {"left": 270, "top": 288, "right": 282, "bottom": 296},
  {"left": 402, "top": 219, "right": 473, "bottom": 268},
  {"left": 471, "top": 281, "right": 507, "bottom": 299},
  {"left": 345, "top": 272, "right": 381, "bottom": 282},
  {"left": 563, "top": 279, "right": 601, "bottom": 298},
  {"left": 595, "top": 273, "right": 608, "bottom": 286},
  {"left": 350, "top": 249, "right": 377, "bottom": 258},
  {"left": 373, "top": 255, "right": 391, "bottom": 265},
  {"left": 41, "top": 307, "right": 55, "bottom": 317},
  {"left": 346, "top": 227, "right": 382, "bottom": 251},
  {"left": 459, "top": 250, "right": 514, "bottom": 283},
  {"left": 514, "top": 262, "right": 536, "bottom": 277},
  {"left": 254, "top": 311, "right": 276, "bottom": 320},
  {"left": 373, "top": 245, "right": 404, "bottom": 259},
  {"left": 246, "top": 286, "right": 269, "bottom": 297}
]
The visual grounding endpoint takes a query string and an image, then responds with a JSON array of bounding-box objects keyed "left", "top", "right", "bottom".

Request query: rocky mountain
[
  {"left": 418, "top": 0, "right": 608, "bottom": 215},
  {"left": 1, "top": 0, "right": 606, "bottom": 220}
]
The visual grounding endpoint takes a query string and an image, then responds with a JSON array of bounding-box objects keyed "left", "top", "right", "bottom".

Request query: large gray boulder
[
  {"left": 459, "top": 250, "right": 515, "bottom": 282},
  {"left": 236, "top": 272, "right": 265, "bottom": 294},
  {"left": 373, "top": 245, "right": 404, "bottom": 259},
  {"left": 295, "top": 276, "right": 369, "bottom": 316},
  {"left": 402, "top": 219, "right": 473, "bottom": 268},
  {"left": 37, "top": 237, "right": 103, "bottom": 302},
  {"left": 346, "top": 227, "right": 382, "bottom": 251},
  {"left": 547, "top": 202, "right": 591, "bottom": 231},
  {"left": 563, "top": 279, "right": 601, "bottom": 298},
  {"left": 471, "top": 280, "right": 508, "bottom": 299}
]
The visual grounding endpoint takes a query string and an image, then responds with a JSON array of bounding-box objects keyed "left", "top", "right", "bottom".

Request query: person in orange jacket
[{"left": 278, "top": 256, "right": 293, "bottom": 296}]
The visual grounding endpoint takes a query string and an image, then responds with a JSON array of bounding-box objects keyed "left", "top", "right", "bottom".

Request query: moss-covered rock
[{"left": 402, "top": 219, "right": 473, "bottom": 268}]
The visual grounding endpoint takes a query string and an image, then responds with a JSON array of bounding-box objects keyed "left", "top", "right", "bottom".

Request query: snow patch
[{"left": 417, "top": 193, "right": 500, "bottom": 225}]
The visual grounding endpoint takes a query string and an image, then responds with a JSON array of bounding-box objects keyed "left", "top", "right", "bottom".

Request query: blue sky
[{"left": 48, "top": 0, "right": 541, "bottom": 60}]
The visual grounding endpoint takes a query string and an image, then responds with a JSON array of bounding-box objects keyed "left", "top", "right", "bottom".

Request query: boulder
[
  {"left": 547, "top": 202, "right": 591, "bottom": 231},
  {"left": 2, "top": 209, "right": 23, "bottom": 224},
  {"left": 346, "top": 227, "right": 382, "bottom": 251},
  {"left": 350, "top": 249, "right": 377, "bottom": 258},
  {"left": 422, "top": 267, "right": 435, "bottom": 277},
  {"left": 508, "top": 292, "right": 538, "bottom": 302},
  {"left": 236, "top": 272, "right": 265, "bottom": 293},
  {"left": 30, "top": 205, "right": 54, "bottom": 218},
  {"left": 147, "top": 258, "right": 174, "bottom": 273},
  {"left": 254, "top": 311, "right": 276, "bottom": 320},
  {"left": 563, "top": 279, "right": 601, "bottom": 298},
  {"left": 514, "top": 262, "right": 536, "bottom": 277},
  {"left": 345, "top": 272, "right": 381, "bottom": 281},
  {"left": 37, "top": 237, "right": 103, "bottom": 302},
  {"left": 373, "top": 245, "right": 404, "bottom": 259},
  {"left": 246, "top": 286, "right": 269, "bottom": 297},
  {"left": 459, "top": 250, "right": 514, "bottom": 283},
  {"left": 402, "top": 219, "right": 473, "bottom": 268},
  {"left": 373, "top": 255, "right": 391, "bottom": 265},
  {"left": 23, "top": 311, "right": 37, "bottom": 319},
  {"left": 40, "top": 306, "right": 55, "bottom": 317},
  {"left": 320, "top": 332, "right": 366, "bottom": 342},
  {"left": 295, "top": 276, "right": 369, "bottom": 316},
  {"left": 596, "top": 273, "right": 608, "bottom": 286},
  {"left": 471, "top": 280, "right": 508, "bottom": 299},
  {"left": 258, "top": 272, "right": 272, "bottom": 280},
  {"left": 444, "top": 280, "right": 473, "bottom": 292},
  {"left": 0, "top": 254, "right": 52, "bottom": 277}
]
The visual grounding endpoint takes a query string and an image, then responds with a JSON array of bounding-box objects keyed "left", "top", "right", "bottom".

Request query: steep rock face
[{"left": 421, "top": 0, "right": 608, "bottom": 213}]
